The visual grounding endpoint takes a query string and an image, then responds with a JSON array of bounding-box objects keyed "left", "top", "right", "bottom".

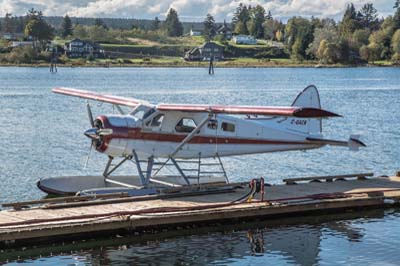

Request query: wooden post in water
[
  {"left": 208, "top": 56, "right": 214, "bottom": 75},
  {"left": 49, "top": 46, "right": 58, "bottom": 73}
]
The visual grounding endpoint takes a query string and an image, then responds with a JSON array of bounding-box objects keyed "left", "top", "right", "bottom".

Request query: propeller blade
[
  {"left": 83, "top": 142, "right": 93, "bottom": 169},
  {"left": 86, "top": 102, "right": 94, "bottom": 127}
]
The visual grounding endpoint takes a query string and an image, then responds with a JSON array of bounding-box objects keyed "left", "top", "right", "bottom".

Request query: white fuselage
[{"left": 96, "top": 109, "right": 323, "bottom": 159}]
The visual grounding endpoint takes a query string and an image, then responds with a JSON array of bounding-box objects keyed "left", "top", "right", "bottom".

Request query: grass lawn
[
  {"left": 62, "top": 56, "right": 319, "bottom": 68},
  {"left": 371, "top": 60, "right": 393, "bottom": 66}
]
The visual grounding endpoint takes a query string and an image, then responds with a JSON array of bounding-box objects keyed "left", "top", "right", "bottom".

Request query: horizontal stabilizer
[
  {"left": 348, "top": 135, "right": 367, "bottom": 151},
  {"left": 307, "top": 135, "right": 366, "bottom": 151}
]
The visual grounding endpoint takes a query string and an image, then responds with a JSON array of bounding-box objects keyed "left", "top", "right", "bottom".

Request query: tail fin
[{"left": 281, "top": 85, "right": 322, "bottom": 135}]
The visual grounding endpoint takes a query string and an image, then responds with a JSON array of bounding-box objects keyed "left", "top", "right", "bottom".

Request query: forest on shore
[{"left": 0, "top": 1, "right": 399, "bottom": 67}]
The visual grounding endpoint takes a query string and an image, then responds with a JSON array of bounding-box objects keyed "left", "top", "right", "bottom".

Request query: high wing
[
  {"left": 53, "top": 87, "right": 146, "bottom": 108},
  {"left": 53, "top": 87, "right": 340, "bottom": 118},
  {"left": 157, "top": 104, "right": 340, "bottom": 118}
]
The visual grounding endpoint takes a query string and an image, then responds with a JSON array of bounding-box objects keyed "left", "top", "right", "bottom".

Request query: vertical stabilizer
[{"left": 284, "top": 85, "right": 322, "bottom": 135}]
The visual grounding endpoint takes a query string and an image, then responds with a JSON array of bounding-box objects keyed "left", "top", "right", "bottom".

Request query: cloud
[{"left": 0, "top": 0, "right": 395, "bottom": 21}]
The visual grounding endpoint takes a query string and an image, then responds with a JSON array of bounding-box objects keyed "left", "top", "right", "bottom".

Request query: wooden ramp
[{"left": 1, "top": 174, "right": 400, "bottom": 246}]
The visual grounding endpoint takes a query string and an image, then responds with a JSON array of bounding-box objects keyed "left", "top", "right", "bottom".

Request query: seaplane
[{"left": 37, "top": 85, "right": 365, "bottom": 195}]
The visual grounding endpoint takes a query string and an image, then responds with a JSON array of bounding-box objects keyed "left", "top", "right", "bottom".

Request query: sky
[{"left": 0, "top": 0, "right": 396, "bottom": 22}]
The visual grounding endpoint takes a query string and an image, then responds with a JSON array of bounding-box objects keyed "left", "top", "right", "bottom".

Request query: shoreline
[{"left": 0, "top": 62, "right": 397, "bottom": 68}]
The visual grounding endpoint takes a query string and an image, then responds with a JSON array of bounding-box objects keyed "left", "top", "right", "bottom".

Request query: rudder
[{"left": 284, "top": 85, "right": 322, "bottom": 135}]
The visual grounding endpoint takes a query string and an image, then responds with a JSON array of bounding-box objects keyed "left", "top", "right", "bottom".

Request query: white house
[
  {"left": 190, "top": 29, "right": 202, "bottom": 36},
  {"left": 11, "top": 41, "right": 37, "bottom": 48},
  {"left": 64, "top": 38, "right": 104, "bottom": 58},
  {"left": 232, "top": 35, "right": 257, "bottom": 45}
]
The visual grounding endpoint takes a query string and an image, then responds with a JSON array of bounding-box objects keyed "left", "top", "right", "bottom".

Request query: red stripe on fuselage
[{"left": 95, "top": 116, "right": 313, "bottom": 153}]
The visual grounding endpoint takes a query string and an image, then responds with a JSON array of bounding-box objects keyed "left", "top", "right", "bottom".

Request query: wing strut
[
  {"left": 170, "top": 113, "right": 213, "bottom": 158},
  {"left": 151, "top": 113, "right": 212, "bottom": 179}
]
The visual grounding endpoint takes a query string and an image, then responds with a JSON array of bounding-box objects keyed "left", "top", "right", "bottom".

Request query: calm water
[{"left": 0, "top": 66, "right": 399, "bottom": 265}]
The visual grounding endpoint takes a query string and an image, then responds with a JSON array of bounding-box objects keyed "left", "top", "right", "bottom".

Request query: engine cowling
[{"left": 84, "top": 115, "right": 139, "bottom": 157}]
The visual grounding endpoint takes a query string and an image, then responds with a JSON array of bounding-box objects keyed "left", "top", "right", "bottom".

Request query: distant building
[
  {"left": 190, "top": 28, "right": 202, "bottom": 36},
  {"left": 184, "top": 42, "right": 224, "bottom": 61},
  {"left": 64, "top": 38, "right": 105, "bottom": 58},
  {"left": 216, "top": 21, "right": 232, "bottom": 40},
  {"left": 232, "top": 35, "right": 257, "bottom": 45},
  {"left": 11, "top": 41, "right": 37, "bottom": 48},
  {"left": 2, "top": 32, "right": 24, "bottom": 41}
]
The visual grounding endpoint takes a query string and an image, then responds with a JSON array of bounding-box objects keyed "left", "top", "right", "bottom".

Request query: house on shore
[
  {"left": 190, "top": 28, "right": 203, "bottom": 36},
  {"left": 232, "top": 35, "right": 257, "bottom": 45},
  {"left": 10, "top": 41, "right": 38, "bottom": 48},
  {"left": 2, "top": 32, "right": 24, "bottom": 41},
  {"left": 184, "top": 42, "right": 224, "bottom": 61},
  {"left": 64, "top": 38, "right": 105, "bottom": 58}
]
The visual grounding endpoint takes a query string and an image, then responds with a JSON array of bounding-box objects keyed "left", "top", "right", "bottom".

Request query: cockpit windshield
[{"left": 130, "top": 105, "right": 153, "bottom": 120}]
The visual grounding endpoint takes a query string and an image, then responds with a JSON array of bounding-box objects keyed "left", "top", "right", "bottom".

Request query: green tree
[
  {"left": 264, "top": 19, "right": 283, "bottom": 40},
  {"left": 285, "top": 17, "right": 313, "bottom": 60},
  {"left": 94, "top": 18, "right": 108, "bottom": 29},
  {"left": 88, "top": 25, "right": 108, "bottom": 42},
  {"left": 234, "top": 21, "right": 247, "bottom": 35},
  {"left": 339, "top": 3, "right": 361, "bottom": 37},
  {"left": 61, "top": 15, "right": 73, "bottom": 38},
  {"left": 351, "top": 29, "right": 370, "bottom": 49},
  {"left": 266, "top": 10, "right": 273, "bottom": 20},
  {"left": 367, "top": 42, "right": 383, "bottom": 62},
  {"left": 165, "top": 8, "right": 183, "bottom": 37},
  {"left": 203, "top": 14, "right": 216, "bottom": 42},
  {"left": 391, "top": 29, "right": 400, "bottom": 61},
  {"left": 248, "top": 5, "right": 266, "bottom": 38},
  {"left": 73, "top": 24, "right": 88, "bottom": 39},
  {"left": 232, "top": 3, "right": 250, "bottom": 34},
  {"left": 394, "top": 0, "right": 400, "bottom": 30},
  {"left": 307, "top": 24, "right": 339, "bottom": 57},
  {"left": 24, "top": 9, "right": 54, "bottom": 49},
  {"left": 358, "top": 3, "right": 379, "bottom": 30},
  {"left": 359, "top": 45, "right": 370, "bottom": 61},
  {"left": 151, "top": 17, "right": 160, "bottom": 31},
  {"left": 4, "top": 13, "right": 14, "bottom": 33}
]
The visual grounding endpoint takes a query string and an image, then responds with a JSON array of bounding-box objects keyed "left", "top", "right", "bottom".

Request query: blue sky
[{"left": 0, "top": 0, "right": 396, "bottom": 21}]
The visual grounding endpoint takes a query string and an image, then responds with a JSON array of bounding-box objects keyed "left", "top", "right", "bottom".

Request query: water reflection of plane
[
  {"left": 97, "top": 213, "right": 368, "bottom": 266},
  {"left": 2, "top": 210, "right": 380, "bottom": 265}
]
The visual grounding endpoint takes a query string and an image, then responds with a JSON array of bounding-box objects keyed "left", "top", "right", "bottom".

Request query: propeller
[
  {"left": 83, "top": 103, "right": 113, "bottom": 168},
  {"left": 87, "top": 101, "right": 94, "bottom": 127},
  {"left": 84, "top": 102, "right": 95, "bottom": 168}
]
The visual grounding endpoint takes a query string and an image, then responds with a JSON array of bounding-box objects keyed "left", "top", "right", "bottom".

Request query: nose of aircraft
[{"left": 84, "top": 128, "right": 99, "bottom": 140}]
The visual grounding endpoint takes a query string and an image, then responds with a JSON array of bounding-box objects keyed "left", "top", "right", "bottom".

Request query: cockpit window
[
  {"left": 130, "top": 105, "right": 152, "bottom": 120},
  {"left": 175, "top": 118, "right": 197, "bottom": 133},
  {"left": 143, "top": 108, "right": 156, "bottom": 120}
]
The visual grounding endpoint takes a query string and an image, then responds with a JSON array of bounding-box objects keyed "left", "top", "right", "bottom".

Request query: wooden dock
[{"left": 1, "top": 173, "right": 400, "bottom": 247}]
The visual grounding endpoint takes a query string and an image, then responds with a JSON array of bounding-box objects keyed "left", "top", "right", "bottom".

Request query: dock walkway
[{"left": 1, "top": 175, "right": 400, "bottom": 246}]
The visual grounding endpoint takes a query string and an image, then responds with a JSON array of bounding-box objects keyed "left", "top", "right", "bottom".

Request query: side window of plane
[
  {"left": 175, "top": 118, "right": 197, "bottom": 133},
  {"left": 148, "top": 114, "right": 165, "bottom": 127},
  {"left": 221, "top": 122, "right": 235, "bottom": 132}
]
